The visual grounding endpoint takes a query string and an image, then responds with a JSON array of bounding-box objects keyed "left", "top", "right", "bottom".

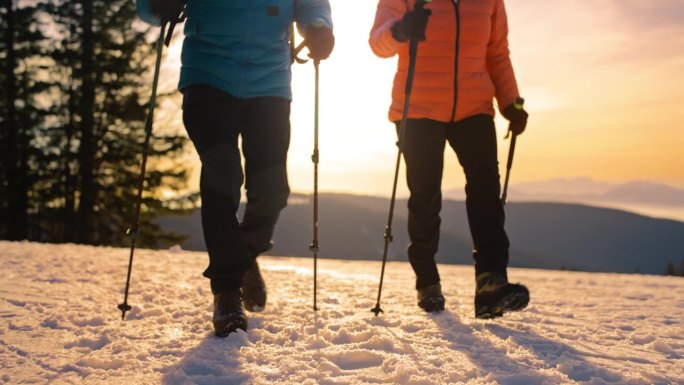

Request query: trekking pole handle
[
  {"left": 293, "top": 20, "right": 326, "bottom": 63},
  {"left": 403, "top": 0, "right": 431, "bottom": 97},
  {"left": 504, "top": 97, "right": 525, "bottom": 139},
  {"left": 501, "top": 98, "right": 523, "bottom": 205},
  {"left": 504, "top": 98, "right": 523, "bottom": 168}
]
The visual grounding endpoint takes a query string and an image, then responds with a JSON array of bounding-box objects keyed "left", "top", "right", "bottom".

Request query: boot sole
[
  {"left": 242, "top": 292, "right": 266, "bottom": 313},
  {"left": 244, "top": 303, "right": 265, "bottom": 313},
  {"left": 213, "top": 317, "right": 248, "bottom": 337},
  {"left": 475, "top": 291, "right": 529, "bottom": 319}
]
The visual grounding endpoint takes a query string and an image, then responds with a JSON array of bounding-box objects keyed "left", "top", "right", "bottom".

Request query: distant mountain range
[
  {"left": 446, "top": 178, "right": 684, "bottom": 208},
  {"left": 157, "top": 193, "right": 684, "bottom": 276},
  {"left": 444, "top": 178, "right": 684, "bottom": 222}
]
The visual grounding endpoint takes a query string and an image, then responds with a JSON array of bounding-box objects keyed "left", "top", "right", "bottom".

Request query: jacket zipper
[{"left": 449, "top": 0, "right": 460, "bottom": 122}]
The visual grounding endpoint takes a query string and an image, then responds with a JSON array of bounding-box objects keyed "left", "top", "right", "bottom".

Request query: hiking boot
[
  {"left": 417, "top": 283, "right": 445, "bottom": 313},
  {"left": 475, "top": 272, "right": 529, "bottom": 319},
  {"left": 213, "top": 290, "right": 248, "bottom": 337},
  {"left": 241, "top": 261, "right": 267, "bottom": 312}
]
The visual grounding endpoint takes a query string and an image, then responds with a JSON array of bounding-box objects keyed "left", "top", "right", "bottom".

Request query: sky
[
  {"left": 2, "top": 241, "right": 683, "bottom": 384},
  {"left": 160, "top": 0, "right": 684, "bottom": 198}
]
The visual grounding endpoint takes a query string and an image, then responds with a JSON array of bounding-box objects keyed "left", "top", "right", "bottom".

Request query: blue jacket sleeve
[
  {"left": 136, "top": 0, "right": 162, "bottom": 26},
  {"left": 294, "top": 0, "right": 333, "bottom": 33}
]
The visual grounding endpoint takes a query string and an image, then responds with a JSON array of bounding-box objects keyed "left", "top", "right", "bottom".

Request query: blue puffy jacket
[{"left": 136, "top": 0, "right": 332, "bottom": 100}]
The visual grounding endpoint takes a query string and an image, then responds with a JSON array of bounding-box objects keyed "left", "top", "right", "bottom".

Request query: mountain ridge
[{"left": 157, "top": 193, "right": 684, "bottom": 275}]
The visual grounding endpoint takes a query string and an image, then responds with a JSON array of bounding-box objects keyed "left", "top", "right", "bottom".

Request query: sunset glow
[{"left": 162, "top": 0, "right": 684, "bottom": 197}]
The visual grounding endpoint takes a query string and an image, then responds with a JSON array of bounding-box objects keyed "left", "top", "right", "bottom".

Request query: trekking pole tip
[
  {"left": 117, "top": 302, "right": 132, "bottom": 320},
  {"left": 370, "top": 305, "right": 384, "bottom": 316}
]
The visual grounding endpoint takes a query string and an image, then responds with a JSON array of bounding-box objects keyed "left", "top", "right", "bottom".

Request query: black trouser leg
[
  {"left": 182, "top": 85, "right": 291, "bottom": 293},
  {"left": 447, "top": 114, "right": 509, "bottom": 276},
  {"left": 401, "top": 119, "right": 446, "bottom": 289},
  {"left": 183, "top": 84, "right": 249, "bottom": 293},
  {"left": 240, "top": 97, "right": 291, "bottom": 259}
]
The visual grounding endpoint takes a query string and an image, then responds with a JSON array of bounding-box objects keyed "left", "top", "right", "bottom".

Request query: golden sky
[{"left": 162, "top": 0, "right": 684, "bottom": 197}]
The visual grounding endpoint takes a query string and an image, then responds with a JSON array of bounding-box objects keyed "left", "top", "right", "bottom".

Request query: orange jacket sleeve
[
  {"left": 486, "top": 0, "right": 520, "bottom": 113},
  {"left": 369, "top": 0, "right": 408, "bottom": 58}
]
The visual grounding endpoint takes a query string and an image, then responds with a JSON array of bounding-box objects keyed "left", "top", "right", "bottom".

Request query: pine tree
[
  {"left": 1, "top": 0, "right": 196, "bottom": 247},
  {"left": 44, "top": 0, "right": 194, "bottom": 247},
  {"left": 0, "top": 0, "right": 16, "bottom": 239},
  {"left": 1, "top": 1, "right": 51, "bottom": 240},
  {"left": 665, "top": 261, "right": 676, "bottom": 276}
]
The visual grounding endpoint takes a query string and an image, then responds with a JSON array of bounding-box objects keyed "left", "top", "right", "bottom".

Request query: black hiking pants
[
  {"left": 182, "top": 84, "right": 290, "bottom": 294},
  {"left": 400, "top": 114, "right": 510, "bottom": 289}
]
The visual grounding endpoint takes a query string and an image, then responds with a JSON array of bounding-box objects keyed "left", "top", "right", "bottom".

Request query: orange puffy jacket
[{"left": 369, "top": 0, "right": 520, "bottom": 123}]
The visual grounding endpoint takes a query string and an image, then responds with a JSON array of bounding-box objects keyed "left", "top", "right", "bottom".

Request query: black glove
[
  {"left": 305, "top": 25, "right": 335, "bottom": 60},
  {"left": 149, "top": 0, "right": 186, "bottom": 23},
  {"left": 502, "top": 98, "right": 528, "bottom": 136},
  {"left": 391, "top": 7, "right": 432, "bottom": 42}
]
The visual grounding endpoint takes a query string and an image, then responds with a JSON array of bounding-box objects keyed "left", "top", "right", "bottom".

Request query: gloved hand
[
  {"left": 502, "top": 98, "right": 528, "bottom": 136},
  {"left": 148, "top": 0, "right": 185, "bottom": 23},
  {"left": 305, "top": 24, "right": 335, "bottom": 60},
  {"left": 391, "top": 7, "right": 432, "bottom": 42}
]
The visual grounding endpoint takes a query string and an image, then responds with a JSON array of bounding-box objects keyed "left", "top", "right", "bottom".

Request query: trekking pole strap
[
  {"left": 162, "top": 2, "right": 187, "bottom": 47},
  {"left": 291, "top": 25, "right": 309, "bottom": 64}
]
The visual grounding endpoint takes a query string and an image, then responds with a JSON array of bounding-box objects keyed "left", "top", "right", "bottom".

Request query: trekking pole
[
  {"left": 118, "top": 8, "right": 185, "bottom": 320},
  {"left": 310, "top": 59, "right": 321, "bottom": 311},
  {"left": 371, "top": 0, "right": 430, "bottom": 316},
  {"left": 290, "top": 25, "right": 318, "bottom": 310},
  {"left": 500, "top": 98, "right": 524, "bottom": 206}
]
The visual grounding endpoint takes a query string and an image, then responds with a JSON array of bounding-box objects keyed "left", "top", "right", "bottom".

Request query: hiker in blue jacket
[{"left": 137, "top": 0, "right": 334, "bottom": 337}]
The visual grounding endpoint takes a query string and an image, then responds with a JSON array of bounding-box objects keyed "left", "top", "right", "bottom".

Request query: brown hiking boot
[
  {"left": 417, "top": 283, "right": 445, "bottom": 313},
  {"left": 475, "top": 272, "right": 529, "bottom": 319},
  {"left": 212, "top": 290, "right": 247, "bottom": 337},
  {"left": 241, "top": 261, "right": 267, "bottom": 312}
]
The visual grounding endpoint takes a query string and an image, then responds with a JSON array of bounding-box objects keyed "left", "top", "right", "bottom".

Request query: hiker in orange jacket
[{"left": 370, "top": 0, "right": 530, "bottom": 318}]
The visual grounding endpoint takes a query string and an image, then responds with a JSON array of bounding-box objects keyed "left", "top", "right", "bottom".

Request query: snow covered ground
[{"left": 1, "top": 241, "right": 682, "bottom": 385}]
